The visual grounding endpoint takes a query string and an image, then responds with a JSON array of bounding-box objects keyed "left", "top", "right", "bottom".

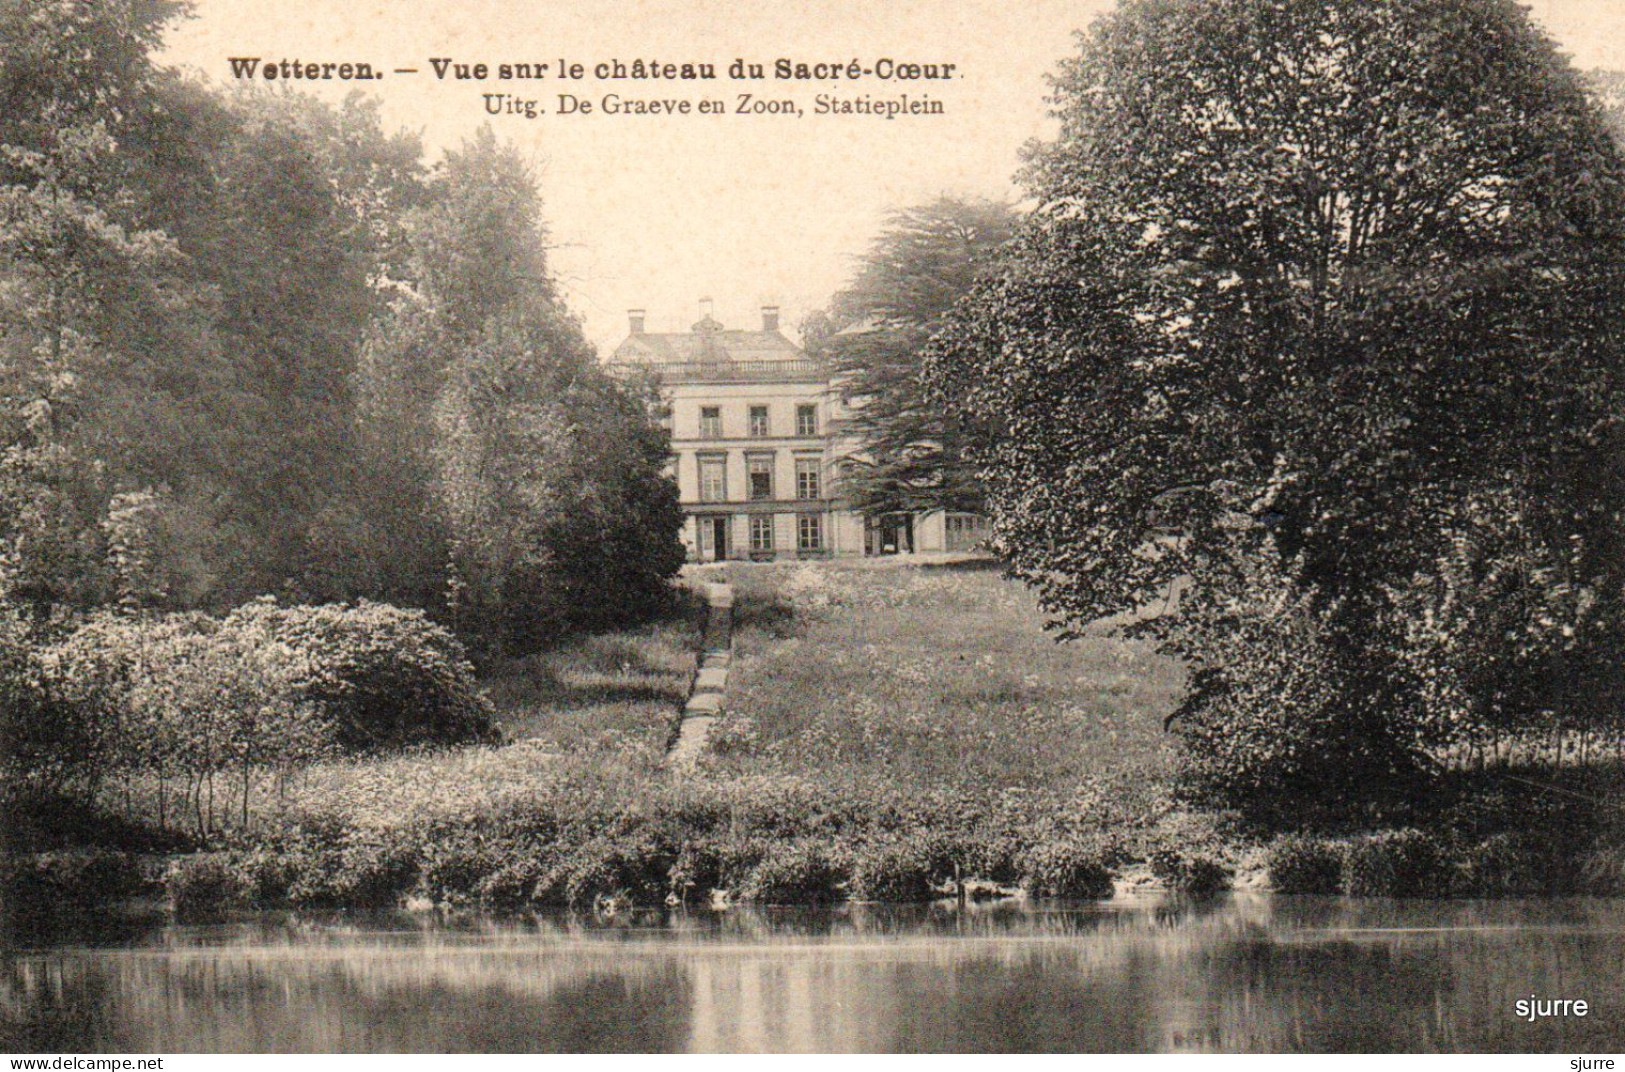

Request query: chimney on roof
[
  {"left": 761, "top": 305, "right": 780, "bottom": 333},
  {"left": 628, "top": 308, "right": 646, "bottom": 335}
]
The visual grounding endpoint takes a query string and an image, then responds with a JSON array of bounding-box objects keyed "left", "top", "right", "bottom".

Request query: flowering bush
[{"left": 224, "top": 598, "right": 496, "bottom": 750}]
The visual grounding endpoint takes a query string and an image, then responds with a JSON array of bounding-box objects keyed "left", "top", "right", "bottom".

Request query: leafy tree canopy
[
  {"left": 0, "top": 3, "right": 683, "bottom": 651},
  {"left": 931, "top": 0, "right": 1625, "bottom": 816},
  {"left": 811, "top": 196, "right": 1016, "bottom": 517}
]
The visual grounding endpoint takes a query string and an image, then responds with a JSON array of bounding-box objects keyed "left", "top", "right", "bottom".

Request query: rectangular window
[
  {"left": 796, "top": 403, "right": 818, "bottom": 437},
  {"left": 699, "top": 405, "right": 722, "bottom": 438},
  {"left": 795, "top": 457, "right": 822, "bottom": 500},
  {"left": 945, "top": 513, "right": 987, "bottom": 551},
  {"left": 798, "top": 514, "right": 823, "bottom": 551},
  {"left": 747, "top": 455, "right": 774, "bottom": 500},
  {"left": 699, "top": 456, "right": 727, "bottom": 502},
  {"left": 748, "top": 405, "right": 770, "bottom": 437},
  {"left": 750, "top": 514, "right": 774, "bottom": 552}
]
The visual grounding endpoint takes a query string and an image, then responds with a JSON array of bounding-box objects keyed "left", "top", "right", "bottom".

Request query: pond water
[{"left": 5, "top": 896, "right": 1625, "bottom": 1053}]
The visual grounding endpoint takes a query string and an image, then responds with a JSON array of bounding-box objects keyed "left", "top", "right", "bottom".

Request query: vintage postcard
[{"left": 3, "top": 0, "right": 1625, "bottom": 1059}]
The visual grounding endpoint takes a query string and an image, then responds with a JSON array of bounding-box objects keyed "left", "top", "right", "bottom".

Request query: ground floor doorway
[
  {"left": 866, "top": 514, "right": 914, "bottom": 556},
  {"left": 697, "top": 515, "right": 730, "bottom": 562}
]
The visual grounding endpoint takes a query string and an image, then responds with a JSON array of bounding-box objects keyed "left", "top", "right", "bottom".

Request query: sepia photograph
[{"left": 4, "top": 0, "right": 1625, "bottom": 1057}]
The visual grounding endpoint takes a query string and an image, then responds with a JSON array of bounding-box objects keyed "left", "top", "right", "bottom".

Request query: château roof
[
  {"left": 613, "top": 328, "right": 806, "bottom": 365},
  {"left": 610, "top": 313, "right": 825, "bottom": 384}
]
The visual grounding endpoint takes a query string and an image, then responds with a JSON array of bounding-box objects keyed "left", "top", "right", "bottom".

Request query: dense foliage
[
  {"left": 930, "top": 0, "right": 1625, "bottom": 819},
  {"left": 0, "top": 1, "right": 682, "bottom": 653},
  {"left": 3, "top": 600, "right": 493, "bottom": 835},
  {"left": 807, "top": 197, "right": 1016, "bottom": 517},
  {"left": 360, "top": 129, "right": 683, "bottom": 648},
  {"left": 217, "top": 599, "right": 498, "bottom": 751}
]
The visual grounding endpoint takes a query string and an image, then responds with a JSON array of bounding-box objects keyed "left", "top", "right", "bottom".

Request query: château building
[{"left": 608, "top": 302, "right": 988, "bottom": 562}]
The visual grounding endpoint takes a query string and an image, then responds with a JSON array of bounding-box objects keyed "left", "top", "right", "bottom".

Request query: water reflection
[{"left": 5, "top": 897, "right": 1625, "bottom": 1052}]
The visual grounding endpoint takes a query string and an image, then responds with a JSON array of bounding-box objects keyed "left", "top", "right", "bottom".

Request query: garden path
[{"left": 665, "top": 579, "right": 732, "bottom": 766}]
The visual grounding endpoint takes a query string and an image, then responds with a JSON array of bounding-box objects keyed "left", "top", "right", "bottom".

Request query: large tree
[
  {"left": 931, "top": 0, "right": 1625, "bottom": 817},
  {"left": 366, "top": 129, "right": 683, "bottom": 651},
  {"left": 0, "top": 5, "right": 682, "bottom": 647},
  {"left": 812, "top": 197, "right": 1015, "bottom": 517},
  {"left": 0, "top": 2, "right": 419, "bottom": 612},
  {"left": 0, "top": 0, "right": 189, "bottom": 613}
]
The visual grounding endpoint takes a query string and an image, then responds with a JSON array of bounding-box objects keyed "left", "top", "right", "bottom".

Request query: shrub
[
  {"left": 327, "top": 834, "right": 421, "bottom": 908},
  {"left": 965, "top": 833, "right": 1025, "bottom": 887},
  {"left": 25, "top": 601, "right": 497, "bottom": 840},
  {"left": 1020, "top": 838, "right": 1116, "bottom": 899},
  {"left": 412, "top": 827, "right": 559, "bottom": 909},
  {"left": 165, "top": 853, "right": 249, "bottom": 918},
  {"left": 418, "top": 836, "right": 499, "bottom": 907},
  {"left": 535, "top": 832, "right": 676, "bottom": 910},
  {"left": 1149, "top": 848, "right": 1232, "bottom": 896},
  {"left": 849, "top": 836, "right": 940, "bottom": 902},
  {"left": 225, "top": 598, "right": 497, "bottom": 750},
  {"left": 722, "top": 776, "right": 858, "bottom": 841},
  {"left": 692, "top": 831, "right": 776, "bottom": 898},
  {"left": 229, "top": 845, "right": 301, "bottom": 905},
  {"left": 1341, "top": 829, "right": 1454, "bottom": 897},
  {"left": 267, "top": 822, "right": 421, "bottom": 909},
  {"left": 477, "top": 856, "right": 553, "bottom": 909},
  {"left": 1, "top": 849, "right": 147, "bottom": 914},
  {"left": 963, "top": 791, "right": 1050, "bottom": 886},
  {"left": 737, "top": 840, "right": 847, "bottom": 905},
  {"left": 1457, "top": 831, "right": 1565, "bottom": 897},
  {"left": 2, "top": 785, "right": 192, "bottom": 855},
  {"left": 41, "top": 613, "right": 255, "bottom": 800},
  {"left": 0, "top": 610, "right": 107, "bottom": 795},
  {"left": 1172, "top": 613, "right": 1431, "bottom": 825},
  {"left": 667, "top": 836, "right": 740, "bottom": 904},
  {"left": 1265, "top": 835, "right": 1344, "bottom": 894}
]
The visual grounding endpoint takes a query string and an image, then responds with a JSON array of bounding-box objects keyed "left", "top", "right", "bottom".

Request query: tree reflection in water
[{"left": 4, "top": 897, "right": 1625, "bottom": 1052}]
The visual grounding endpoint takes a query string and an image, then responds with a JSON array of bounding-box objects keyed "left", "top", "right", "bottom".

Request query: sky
[{"left": 161, "top": 0, "right": 1625, "bottom": 355}]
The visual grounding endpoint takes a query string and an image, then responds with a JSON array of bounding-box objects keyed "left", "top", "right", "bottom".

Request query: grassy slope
[
  {"left": 70, "top": 562, "right": 1183, "bottom": 840},
  {"left": 481, "top": 587, "right": 703, "bottom": 762},
  {"left": 712, "top": 558, "right": 1184, "bottom": 799},
  {"left": 38, "top": 559, "right": 1625, "bottom": 909}
]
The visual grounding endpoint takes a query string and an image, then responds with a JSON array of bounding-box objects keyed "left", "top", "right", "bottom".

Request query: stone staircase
[{"left": 666, "top": 580, "right": 733, "bottom": 766}]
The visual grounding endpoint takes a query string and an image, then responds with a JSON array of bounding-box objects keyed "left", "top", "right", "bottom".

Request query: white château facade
[{"left": 608, "top": 302, "right": 987, "bottom": 562}]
